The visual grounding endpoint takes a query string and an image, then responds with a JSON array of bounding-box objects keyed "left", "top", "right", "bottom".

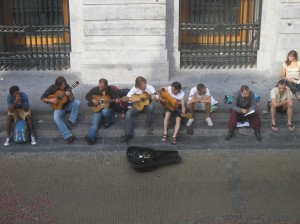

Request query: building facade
[{"left": 0, "top": 0, "right": 300, "bottom": 82}]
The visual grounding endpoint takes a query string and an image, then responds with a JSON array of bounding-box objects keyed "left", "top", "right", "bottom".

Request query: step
[
  {"left": 0, "top": 132, "right": 299, "bottom": 152},
  {"left": 1, "top": 112, "right": 300, "bottom": 138}
]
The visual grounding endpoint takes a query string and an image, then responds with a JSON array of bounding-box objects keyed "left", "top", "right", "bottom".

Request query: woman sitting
[{"left": 281, "top": 50, "right": 300, "bottom": 100}]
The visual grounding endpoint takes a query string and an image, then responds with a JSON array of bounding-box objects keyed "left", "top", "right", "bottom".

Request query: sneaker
[
  {"left": 85, "top": 135, "right": 94, "bottom": 145},
  {"left": 104, "top": 122, "right": 113, "bottom": 129},
  {"left": 186, "top": 118, "right": 194, "bottom": 127},
  {"left": 225, "top": 130, "right": 234, "bottom": 141},
  {"left": 31, "top": 136, "right": 37, "bottom": 145},
  {"left": 206, "top": 117, "right": 213, "bottom": 127},
  {"left": 4, "top": 138, "right": 10, "bottom": 147},
  {"left": 121, "top": 134, "right": 133, "bottom": 142},
  {"left": 68, "top": 120, "right": 77, "bottom": 127},
  {"left": 65, "top": 135, "right": 75, "bottom": 144}
]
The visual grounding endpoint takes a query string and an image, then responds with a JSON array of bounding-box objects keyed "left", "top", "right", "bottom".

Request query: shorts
[
  {"left": 190, "top": 102, "right": 218, "bottom": 112},
  {"left": 267, "top": 101, "right": 286, "bottom": 113},
  {"left": 164, "top": 107, "right": 182, "bottom": 118},
  {"left": 8, "top": 108, "right": 31, "bottom": 121}
]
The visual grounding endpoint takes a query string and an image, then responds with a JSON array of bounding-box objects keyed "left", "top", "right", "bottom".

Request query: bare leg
[
  {"left": 205, "top": 103, "right": 211, "bottom": 118},
  {"left": 188, "top": 103, "right": 195, "bottom": 119},
  {"left": 270, "top": 105, "right": 277, "bottom": 126},
  {"left": 172, "top": 117, "right": 181, "bottom": 138},
  {"left": 287, "top": 103, "right": 293, "bottom": 125},
  {"left": 163, "top": 111, "right": 171, "bottom": 136},
  {"left": 6, "top": 115, "right": 14, "bottom": 137},
  {"left": 25, "top": 115, "right": 35, "bottom": 136}
]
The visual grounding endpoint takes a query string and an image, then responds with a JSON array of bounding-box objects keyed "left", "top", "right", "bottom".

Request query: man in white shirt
[
  {"left": 269, "top": 79, "right": 294, "bottom": 132},
  {"left": 186, "top": 83, "right": 218, "bottom": 127},
  {"left": 121, "top": 76, "right": 157, "bottom": 142}
]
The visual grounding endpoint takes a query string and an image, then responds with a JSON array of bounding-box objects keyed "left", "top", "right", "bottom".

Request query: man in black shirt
[
  {"left": 41, "top": 76, "right": 81, "bottom": 144},
  {"left": 85, "top": 78, "right": 119, "bottom": 145}
]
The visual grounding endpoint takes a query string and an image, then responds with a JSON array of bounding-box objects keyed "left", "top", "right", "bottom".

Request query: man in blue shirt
[{"left": 4, "top": 86, "right": 37, "bottom": 146}]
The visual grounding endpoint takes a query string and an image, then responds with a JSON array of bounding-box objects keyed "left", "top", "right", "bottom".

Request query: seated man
[
  {"left": 121, "top": 76, "right": 157, "bottom": 142},
  {"left": 85, "top": 78, "right": 119, "bottom": 145},
  {"left": 186, "top": 83, "right": 218, "bottom": 127},
  {"left": 159, "top": 82, "right": 186, "bottom": 145},
  {"left": 269, "top": 79, "right": 294, "bottom": 132},
  {"left": 4, "top": 86, "right": 37, "bottom": 146},
  {"left": 41, "top": 76, "right": 81, "bottom": 144},
  {"left": 225, "top": 85, "right": 261, "bottom": 141}
]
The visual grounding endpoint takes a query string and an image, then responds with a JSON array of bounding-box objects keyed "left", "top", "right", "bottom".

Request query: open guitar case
[{"left": 127, "top": 146, "right": 181, "bottom": 172}]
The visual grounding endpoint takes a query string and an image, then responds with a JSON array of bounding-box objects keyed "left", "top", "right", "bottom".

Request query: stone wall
[
  {"left": 70, "top": 0, "right": 168, "bottom": 84},
  {"left": 69, "top": 0, "right": 300, "bottom": 82},
  {"left": 277, "top": 0, "right": 300, "bottom": 61},
  {"left": 270, "top": 0, "right": 300, "bottom": 78}
]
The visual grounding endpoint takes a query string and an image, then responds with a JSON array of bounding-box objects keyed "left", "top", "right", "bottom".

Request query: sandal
[
  {"left": 271, "top": 124, "right": 278, "bottom": 132},
  {"left": 171, "top": 137, "right": 177, "bottom": 145},
  {"left": 162, "top": 134, "right": 168, "bottom": 142},
  {"left": 287, "top": 124, "right": 295, "bottom": 131}
]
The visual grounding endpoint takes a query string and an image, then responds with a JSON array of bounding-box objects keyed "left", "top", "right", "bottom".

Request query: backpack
[{"left": 14, "top": 119, "right": 30, "bottom": 143}]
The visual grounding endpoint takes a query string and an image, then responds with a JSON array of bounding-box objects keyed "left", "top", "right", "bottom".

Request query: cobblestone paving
[{"left": 0, "top": 149, "right": 299, "bottom": 224}]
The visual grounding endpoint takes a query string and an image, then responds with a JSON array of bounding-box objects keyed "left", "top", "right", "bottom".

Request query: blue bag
[
  {"left": 254, "top": 93, "right": 260, "bottom": 102},
  {"left": 225, "top": 93, "right": 261, "bottom": 104},
  {"left": 224, "top": 95, "right": 234, "bottom": 104},
  {"left": 14, "top": 119, "right": 30, "bottom": 143}
]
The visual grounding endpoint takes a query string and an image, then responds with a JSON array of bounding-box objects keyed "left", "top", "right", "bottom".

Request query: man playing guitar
[
  {"left": 85, "top": 78, "right": 120, "bottom": 145},
  {"left": 159, "top": 82, "right": 186, "bottom": 145},
  {"left": 121, "top": 76, "right": 158, "bottom": 142},
  {"left": 41, "top": 76, "right": 81, "bottom": 144}
]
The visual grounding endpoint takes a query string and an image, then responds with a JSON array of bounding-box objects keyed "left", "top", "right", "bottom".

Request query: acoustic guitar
[
  {"left": 158, "top": 90, "right": 192, "bottom": 119},
  {"left": 129, "top": 92, "right": 152, "bottom": 111},
  {"left": 47, "top": 81, "right": 79, "bottom": 110},
  {"left": 89, "top": 95, "right": 125, "bottom": 112}
]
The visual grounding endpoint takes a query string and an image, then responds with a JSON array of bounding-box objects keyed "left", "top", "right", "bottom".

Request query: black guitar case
[{"left": 127, "top": 146, "right": 181, "bottom": 172}]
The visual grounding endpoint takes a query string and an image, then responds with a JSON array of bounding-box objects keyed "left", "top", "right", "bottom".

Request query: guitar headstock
[
  {"left": 71, "top": 81, "right": 79, "bottom": 89},
  {"left": 184, "top": 113, "right": 192, "bottom": 119}
]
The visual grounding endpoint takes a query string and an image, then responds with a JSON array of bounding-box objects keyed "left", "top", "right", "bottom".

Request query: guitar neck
[{"left": 58, "top": 82, "right": 78, "bottom": 99}]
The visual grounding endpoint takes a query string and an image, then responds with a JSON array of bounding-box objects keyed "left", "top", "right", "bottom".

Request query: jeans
[
  {"left": 124, "top": 104, "right": 154, "bottom": 136},
  {"left": 88, "top": 108, "right": 114, "bottom": 141},
  {"left": 53, "top": 99, "right": 81, "bottom": 139},
  {"left": 286, "top": 81, "right": 300, "bottom": 95}
]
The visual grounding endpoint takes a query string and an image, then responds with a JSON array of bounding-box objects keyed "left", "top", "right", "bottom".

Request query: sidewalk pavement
[
  {"left": 0, "top": 149, "right": 299, "bottom": 224},
  {"left": 0, "top": 69, "right": 277, "bottom": 113},
  {"left": 0, "top": 70, "right": 300, "bottom": 224}
]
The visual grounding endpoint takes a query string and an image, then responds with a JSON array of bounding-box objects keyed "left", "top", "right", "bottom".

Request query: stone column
[{"left": 69, "top": 0, "right": 84, "bottom": 72}]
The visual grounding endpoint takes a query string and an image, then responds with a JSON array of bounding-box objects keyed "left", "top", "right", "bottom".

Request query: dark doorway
[
  {"left": 0, "top": 0, "right": 70, "bottom": 70},
  {"left": 179, "top": 0, "right": 262, "bottom": 69}
]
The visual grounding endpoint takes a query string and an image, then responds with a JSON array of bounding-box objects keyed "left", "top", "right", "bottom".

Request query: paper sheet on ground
[{"left": 237, "top": 122, "right": 250, "bottom": 127}]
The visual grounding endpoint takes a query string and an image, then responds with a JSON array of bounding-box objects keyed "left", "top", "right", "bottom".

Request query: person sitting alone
[
  {"left": 186, "top": 83, "right": 218, "bottom": 127},
  {"left": 268, "top": 79, "right": 294, "bottom": 132},
  {"left": 4, "top": 86, "right": 37, "bottom": 146},
  {"left": 225, "top": 85, "right": 261, "bottom": 141}
]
